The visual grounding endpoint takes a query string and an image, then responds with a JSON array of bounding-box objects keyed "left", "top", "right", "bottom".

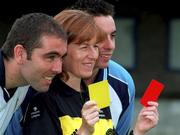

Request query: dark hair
[
  {"left": 71, "top": 0, "right": 114, "bottom": 17},
  {"left": 1, "top": 13, "right": 67, "bottom": 60}
]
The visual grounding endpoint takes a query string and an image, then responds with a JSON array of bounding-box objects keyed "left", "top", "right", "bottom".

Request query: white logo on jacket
[{"left": 31, "top": 106, "right": 40, "bottom": 119}]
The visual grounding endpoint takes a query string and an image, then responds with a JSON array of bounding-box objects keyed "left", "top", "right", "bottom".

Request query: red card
[{"left": 140, "top": 79, "right": 165, "bottom": 107}]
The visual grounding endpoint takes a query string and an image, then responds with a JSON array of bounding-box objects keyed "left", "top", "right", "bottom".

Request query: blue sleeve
[
  {"left": 4, "top": 87, "right": 37, "bottom": 135},
  {"left": 115, "top": 98, "right": 135, "bottom": 135},
  {"left": 4, "top": 108, "right": 23, "bottom": 135},
  {"left": 115, "top": 73, "right": 135, "bottom": 135},
  {"left": 109, "top": 60, "right": 135, "bottom": 135}
]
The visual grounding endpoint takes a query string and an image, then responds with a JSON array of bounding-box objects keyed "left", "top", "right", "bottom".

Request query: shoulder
[
  {"left": 22, "top": 92, "right": 59, "bottom": 134},
  {"left": 108, "top": 60, "right": 133, "bottom": 83},
  {"left": 108, "top": 60, "right": 135, "bottom": 98},
  {"left": 22, "top": 93, "right": 54, "bottom": 126}
]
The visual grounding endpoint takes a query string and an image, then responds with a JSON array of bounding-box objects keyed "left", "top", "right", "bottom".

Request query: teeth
[
  {"left": 101, "top": 55, "right": 108, "bottom": 58},
  {"left": 86, "top": 63, "right": 94, "bottom": 67},
  {"left": 44, "top": 76, "right": 53, "bottom": 81},
  {"left": 86, "top": 63, "right": 92, "bottom": 66},
  {"left": 102, "top": 54, "right": 108, "bottom": 56}
]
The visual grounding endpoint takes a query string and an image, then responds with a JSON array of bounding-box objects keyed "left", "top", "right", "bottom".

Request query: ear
[{"left": 14, "top": 44, "right": 27, "bottom": 64}]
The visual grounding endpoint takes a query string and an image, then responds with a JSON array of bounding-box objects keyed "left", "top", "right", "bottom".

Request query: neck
[
  {"left": 64, "top": 72, "right": 81, "bottom": 92},
  {"left": 4, "top": 58, "right": 25, "bottom": 89}
]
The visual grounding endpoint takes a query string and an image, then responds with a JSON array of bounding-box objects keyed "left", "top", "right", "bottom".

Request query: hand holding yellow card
[{"left": 88, "top": 80, "right": 110, "bottom": 109}]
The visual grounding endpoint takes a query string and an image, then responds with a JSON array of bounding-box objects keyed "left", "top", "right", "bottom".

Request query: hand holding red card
[{"left": 140, "top": 79, "right": 165, "bottom": 107}]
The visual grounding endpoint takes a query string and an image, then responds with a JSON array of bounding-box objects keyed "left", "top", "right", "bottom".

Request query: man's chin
[
  {"left": 36, "top": 86, "right": 50, "bottom": 93},
  {"left": 98, "top": 62, "right": 109, "bottom": 69}
]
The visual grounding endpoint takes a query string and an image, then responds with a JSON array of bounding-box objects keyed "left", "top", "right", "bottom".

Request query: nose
[
  {"left": 52, "top": 58, "right": 62, "bottom": 74},
  {"left": 103, "top": 36, "right": 115, "bottom": 50},
  {"left": 88, "top": 46, "right": 99, "bottom": 60}
]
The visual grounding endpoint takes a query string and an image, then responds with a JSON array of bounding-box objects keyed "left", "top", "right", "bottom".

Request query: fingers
[
  {"left": 82, "top": 100, "right": 100, "bottom": 117},
  {"left": 147, "top": 101, "right": 158, "bottom": 107},
  {"left": 81, "top": 101, "right": 100, "bottom": 126},
  {"left": 142, "top": 101, "right": 158, "bottom": 114},
  {"left": 82, "top": 100, "right": 99, "bottom": 111},
  {"left": 79, "top": 101, "right": 100, "bottom": 134},
  {"left": 141, "top": 101, "right": 159, "bottom": 126},
  {"left": 134, "top": 101, "right": 160, "bottom": 134},
  {"left": 142, "top": 110, "right": 159, "bottom": 121}
]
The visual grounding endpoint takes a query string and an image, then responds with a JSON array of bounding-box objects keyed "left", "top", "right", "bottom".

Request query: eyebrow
[{"left": 44, "top": 51, "right": 62, "bottom": 57}]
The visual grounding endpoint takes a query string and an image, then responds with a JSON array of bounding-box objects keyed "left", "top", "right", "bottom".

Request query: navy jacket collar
[{"left": 94, "top": 68, "right": 110, "bottom": 83}]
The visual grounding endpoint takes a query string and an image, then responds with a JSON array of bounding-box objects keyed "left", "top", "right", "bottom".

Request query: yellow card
[{"left": 88, "top": 80, "right": 110, "bottom": 109}]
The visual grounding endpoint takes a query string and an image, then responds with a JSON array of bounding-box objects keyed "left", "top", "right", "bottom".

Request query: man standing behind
[
  {"left": 0, "top": 13, "right": 67, "bottom": 134},
  {"left": 72, "top": 0, "right": 159, "bottom": 135}
]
